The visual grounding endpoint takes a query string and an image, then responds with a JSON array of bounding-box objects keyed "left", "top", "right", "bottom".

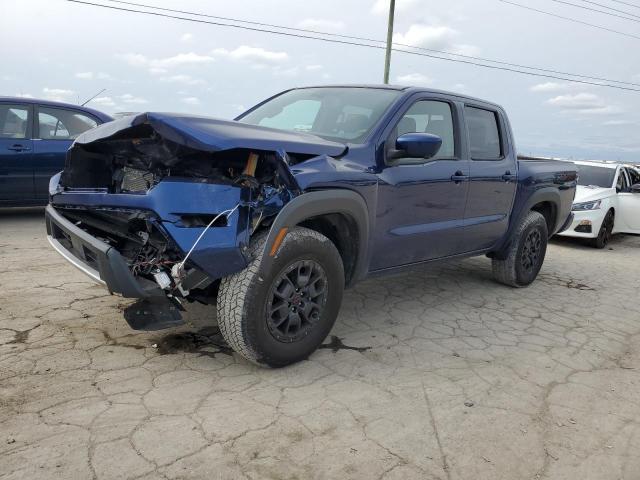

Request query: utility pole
[{"left": 383, "top": 0, "right": 396, "bottom": 84}]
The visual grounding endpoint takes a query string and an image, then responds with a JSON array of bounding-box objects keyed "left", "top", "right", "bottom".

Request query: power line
[
  {"left": 498, "top": 0, "right": 640, "bottom": 40},
  {"left": 98, "top": 0, "right": 640, "bottom": 88},
  {"left": 64, "top": 0, "right": 640, "bottom": 92},
  {"left": 575, "top": 0, "right": 640, "bottom": 19},
  {"left": 548, "top": 0, "right": 640, "bottom": 22},
  {"left": 608, "top": 0, "right": 640, "bottom": 10}
]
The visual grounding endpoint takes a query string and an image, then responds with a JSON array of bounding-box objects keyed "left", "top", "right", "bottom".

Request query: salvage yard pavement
[{"left": 1, "top": 208, "right": 640, "bottom": 480}]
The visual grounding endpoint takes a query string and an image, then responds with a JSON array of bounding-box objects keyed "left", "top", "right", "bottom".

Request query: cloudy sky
[{"left": 2, "top": 0, "right": 639, "bottom": 160}]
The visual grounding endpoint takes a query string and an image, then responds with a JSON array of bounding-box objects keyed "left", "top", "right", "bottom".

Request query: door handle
[
  {"left": 7, "top": 144, "right": 31, "bottom": 152},
  {"left": 501, "top": 171, "right": 517, "bottom": 182},
  {"left": 451, "top": 171, "right": 469, "bottom": 183}
]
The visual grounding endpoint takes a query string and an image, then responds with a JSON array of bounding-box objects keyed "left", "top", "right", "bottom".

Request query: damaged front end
[{"left": 46, "top": 112, "right": 344, "bottom": 330}]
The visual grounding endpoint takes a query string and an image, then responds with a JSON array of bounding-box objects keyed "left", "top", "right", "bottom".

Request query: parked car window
[
  {"left": 575, "top": 164, "right": 616, "bottom": 188},
  {"left": 394, "top": 100, "right": 455, "bottom": 158},
  {"left": 625, "top": 167, "right": 640, "bottom": 187},
  {"left": 238, "top": 87, "right": 401, "bottom": 143},
  {"left": 465, "top": 106, "right": 502, "bottom": 159},
  {"left": 38, "top": 107, "right": 98, "bottom": 140},
  {"left": 616, "top": 168, "right": 629, "bottom": 191},
  {"left": 0, "top": 105, "right": 30, "bottom": 139}
]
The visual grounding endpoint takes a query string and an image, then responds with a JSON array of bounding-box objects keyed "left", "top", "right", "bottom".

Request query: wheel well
[
  {"left": 531, "top": 201, "right": 557, "bottom": 235},
  {"left": 298, "top": 213, "right": 359, "bottom": 286}
]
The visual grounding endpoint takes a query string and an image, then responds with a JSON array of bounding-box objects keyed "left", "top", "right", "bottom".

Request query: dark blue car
[
  {"left": 45, "top": 85, "right": 577, "bottom": 366},
  {"left": 0, "top": 97, "right": 112, "bottom": 206}
]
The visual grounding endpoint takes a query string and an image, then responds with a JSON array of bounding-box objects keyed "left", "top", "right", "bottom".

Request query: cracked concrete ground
[{"left": 1, "top": 208, "right": 640, "bottom": 480}]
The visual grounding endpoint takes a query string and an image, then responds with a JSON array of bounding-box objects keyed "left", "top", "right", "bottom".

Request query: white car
[{"left": 558, "top": 161, "right": 640, "bottom": 248}]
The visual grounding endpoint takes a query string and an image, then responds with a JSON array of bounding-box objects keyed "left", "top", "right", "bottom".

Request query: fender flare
[
  {"left": 493, "top": 187, "right": 562, "bottom": 260},
  {"left": 258, "top": 190, "right": 370, "bottom": 284}
]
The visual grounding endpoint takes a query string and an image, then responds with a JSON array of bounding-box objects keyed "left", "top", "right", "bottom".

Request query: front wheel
[
  {"left": 492, "top": 211, "right": 548, "bottom": 288},
  {"left": 217, "top": 227, "right": 345, "bottom": 367},
  {"left": 589, "top": 209, "right": 614, "bottom": 249}
]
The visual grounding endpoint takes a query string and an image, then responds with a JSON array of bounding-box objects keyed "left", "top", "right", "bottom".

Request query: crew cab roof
[{"left": 292, "top": 84, "right": 504, "bottom": 109}]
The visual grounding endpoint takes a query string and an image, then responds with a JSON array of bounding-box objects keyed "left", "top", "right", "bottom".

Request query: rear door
[
  {"left": 0, "top": 103, "right": 34, "bottom": 203},
  {"left": 460, "top": 105, "right": 517, "bottom": 252},
  {"left": 617, "top": 167, "right": 640, "bottom": 232},
  {"left": 370, "top": 97, "right": 470, "bottom": 269},
  {"left": 33, "top": 105, "right": 100, "bottom": 199}
]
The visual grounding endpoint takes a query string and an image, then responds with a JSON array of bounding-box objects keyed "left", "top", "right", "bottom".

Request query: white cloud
[
  {"left": 305, "top": 64, "right": 323, "bottom": 71},
  {"left": 182, "top": 97, "right": 200, "bottom": 105},
  {"left": 75, "top": 71, "right": 113, "bottom": 80},
  {"left": 92, "top": 96, "right": 116, "bottom": 107},
  {"left": 602, "top": 119, "right": 634, "bottom": 126},
  {"left": 14, "top": 93, "right": 34, "bottom": 98},
  {"left": 530, "top": 82, "right": 575, "bottom": 93},
  {"left": 212, "top": 46, "right": 288, "bottom": 64},
  {"left": 180, "top": 33, "right": 194, "bottom": 43},
  {"left": 119, "top": 94, "right": 148, "bottom": 104},
  {"left": 118, "top": 52, "right": 214, "bottom": 73},
  {"left": 393, "top": 24, "right": 480, "bottom": 55},
  {"left": 372, "top": 0, "right": 421, "bottom": 15},
  {"left": 547, "top": 93, "right": 622, "bottom": 115},
  {"left": 547, "top": 93, "right": 603, "bottom": 110},
  {"left": 395, "top": 73, "right": 433, "bottom": 86},
  {"left": 160, "top": 74, "right": 206, "bottom": 86},
  {"left": 297, "top": 18, "right": 345, "bottom": 31},
  {"left": 273, "top": 66, "right": 299, "bottom": 77},
  {"left": 42, "top": 87, "right": 74, "bottom": 102}
]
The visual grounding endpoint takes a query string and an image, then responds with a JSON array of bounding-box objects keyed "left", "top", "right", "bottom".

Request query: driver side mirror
[
  {"left": 631, "top": 183, "right": 640, "bottom": 193},
  {"left": 394, "top": 133, "right": 442, "bottom": 160}
]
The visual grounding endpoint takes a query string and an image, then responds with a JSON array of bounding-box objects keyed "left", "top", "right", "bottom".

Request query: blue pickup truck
[
  {"left": 46, "top": 85, "right": 577, "bottom": 366},
  {"left": 0, "top": 97, "right": 112, "bottom": 206}
]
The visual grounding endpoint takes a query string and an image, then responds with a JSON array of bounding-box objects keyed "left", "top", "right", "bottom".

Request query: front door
[
  {"left": 33, "top": 105, "right": 100, "bottom": 199},
  {"left": 617, "top": 167, "right": 640, "bottom": 232},
  {"left": 461, "top": 105, "right": 517, "bottom": 252},
  {"left": 0, "top": 103, "right": 34, "bottom": 203},
  {"left": 370, "top": 99, "right": 469, "bottom": 270}
]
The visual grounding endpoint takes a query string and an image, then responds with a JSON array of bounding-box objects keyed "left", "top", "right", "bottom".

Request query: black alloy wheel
[
  {"left": 520, "top": 229, "right": 543, "bottom": 274},
  {"left": 267, "top": 260, "right": 328, "bottom": 343},
  {"left": 591, "top": 210, "right": 614, "bottom": 249}
]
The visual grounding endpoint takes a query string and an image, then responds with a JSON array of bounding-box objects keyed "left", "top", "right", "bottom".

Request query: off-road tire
[
  {"left": 589, "top": 209, "right": 614, "bottom": 249},
  {"left": 217, "top": 226, "right": 344, "bottom": 367},
  {"left": 492, "top": 211, "right": 548, "bottom": 288}
]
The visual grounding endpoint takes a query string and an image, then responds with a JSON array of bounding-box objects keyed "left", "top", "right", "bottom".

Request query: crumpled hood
[
  {"left": 74, "top": 112, "right": 348, "bottom": 157},
  {"left": 574, "top": 185, "right": 615, "bottom": 203}
]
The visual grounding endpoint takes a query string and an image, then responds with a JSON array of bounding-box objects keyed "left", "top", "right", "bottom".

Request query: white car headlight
[{"left": 572, "top": 199, "right": 602, "bottom": 211}]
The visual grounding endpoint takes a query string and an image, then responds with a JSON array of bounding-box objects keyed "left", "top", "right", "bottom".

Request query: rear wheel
[
  {"left": 217, "top": 227, "right": 344, "bottom": 367},
  {"left": 589, "top": 210, "right": 614, "bottom": 249},
  {"left": 492, "top": 211, "right": 548, "bottom": 288}
]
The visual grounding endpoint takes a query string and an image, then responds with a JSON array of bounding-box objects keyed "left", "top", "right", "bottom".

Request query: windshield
[
  {"left": 576, "top": 164, "right": 616, "bottom": 188},
  {"left": 237, "top": 87, "right": 401, "bottom": 143}
]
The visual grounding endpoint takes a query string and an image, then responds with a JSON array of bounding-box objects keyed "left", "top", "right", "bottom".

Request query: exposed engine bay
[
  {"left": 54, "top": 123, "right": 317, "bottom": 303},
  {"left": 49, "top": 112, "right": 347, "bottom": 311}
]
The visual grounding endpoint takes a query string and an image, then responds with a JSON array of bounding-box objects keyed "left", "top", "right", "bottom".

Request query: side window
[
  {"left": 391, "top": 100, "right": 455, "bottom": 159},
  {"left": 465, "top": 106, "right": 502, "bottom": 160},
  {"left": 627, "top": 167, "right": 640, "bottom": 187},
  {"left": 616, "top": 169, "right": 629, "bottom": 191},
  {"left": 38, "top": 107, "right": 99, "bottom": 140},
  {"left": 0, "top": 104, "right": 30, "bottom": 139}
]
